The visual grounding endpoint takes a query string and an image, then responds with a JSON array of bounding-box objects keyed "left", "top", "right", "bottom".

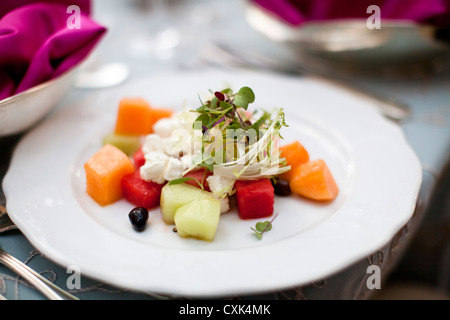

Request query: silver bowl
[
  {"left": 244, "top": 1, "right": 450, "bottom": 77},
  {"left": 0, "top": 64, "right": 82, "bottom": 137}
]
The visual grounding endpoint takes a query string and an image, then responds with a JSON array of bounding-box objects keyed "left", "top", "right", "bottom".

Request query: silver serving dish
[
  {"left": 0, "top": 64, "right": 82, "bottom": 137},
  {"left": 244, "top": 1, "right": 450, "bottom": 77}
]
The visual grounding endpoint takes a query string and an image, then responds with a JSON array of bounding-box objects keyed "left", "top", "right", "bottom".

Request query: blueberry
[
  {"left": 272, "top": 178, "right": 291, "bottom": 196},
  {"left": 128, "top": 207, "right": 149, "bottom": 232}
]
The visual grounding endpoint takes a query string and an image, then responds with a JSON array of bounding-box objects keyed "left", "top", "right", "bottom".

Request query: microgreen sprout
[
  {"left": 168, "top": 177, "right": 204, "bottom": 190},
  {"left": 189, "top": 86, "right": 290, "bottom": 181},
  {"left": 251, "top": 213, "right": 279, "bottom": 239},
  {"left": 193, "top": 87, "right": 256, "bottom": 132}
]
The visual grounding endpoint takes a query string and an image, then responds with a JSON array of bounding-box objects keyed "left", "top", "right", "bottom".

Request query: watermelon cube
[
  {"left": 132, "top": 147, "right": 146, "bottom": 169},
  {"left": 121, "top": 170, "right": 163, "bottom": 209},
  {"left": 183, "top": 168, "right": 212, "bottom": 191},
  {"left": 235, "top": 179, "right": 274, "bottom": 219}
]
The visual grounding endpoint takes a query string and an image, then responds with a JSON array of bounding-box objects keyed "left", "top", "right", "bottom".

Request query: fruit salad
[{"left": 84, "top": 86, "right": 339, "bottom": 241}]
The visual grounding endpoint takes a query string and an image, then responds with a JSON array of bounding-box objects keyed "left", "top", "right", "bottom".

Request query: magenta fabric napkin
[
  {"left": 251, "top": 0, "right": 450, "bottom": 28},
  {"left": 0, "top": 1, "right": 106, "bottom": 101},
  {"left": 0, "top": 0, "right": 92, "bottom": 18}
]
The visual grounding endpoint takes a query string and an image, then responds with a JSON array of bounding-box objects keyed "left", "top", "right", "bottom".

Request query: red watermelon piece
[
  {"left": 183, "top": 168, "right": 212, "bottom": 191},
  {"left": 235, "top": 179, "right": 274, "bottom": 219},
  {"left": 132, "top": 147, "right": 146, "bottom": 169},
  {"left": 121, "top": 170, "right": 163, "bottom": 209}
]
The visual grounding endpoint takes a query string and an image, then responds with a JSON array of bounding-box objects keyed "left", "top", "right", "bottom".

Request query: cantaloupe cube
[
  {"left": 114, "top": 97, "right": 153, "bottom": 135},
  {"left": 84, "top": 144, "right": 135, "bottom": 206},
  {"left": 114, "top": 97, "right": 174, "bottom": 135},
  {"left": 279, "top": 141, "right": 309, "bottom": 181},
  {"left": 289, "top": 159, "right": 339, "bottom": 201}
]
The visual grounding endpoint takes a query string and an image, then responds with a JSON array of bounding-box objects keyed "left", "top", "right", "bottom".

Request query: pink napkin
[
  {"left": 0, "top": 0, "right": 92, "bottom": 18},
  {"left": 0, "top": 1, "right": 106, "bottom": 101},
  {"left": 251, "top": 0, "right": 450, "bottom": 28}
]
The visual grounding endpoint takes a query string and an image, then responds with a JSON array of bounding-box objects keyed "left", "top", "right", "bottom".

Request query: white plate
[{"left": 3, "top": 70, "right": 421, "bottom": 298}]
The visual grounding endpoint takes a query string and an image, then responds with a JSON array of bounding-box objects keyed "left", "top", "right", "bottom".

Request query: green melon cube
[
  {"left": 102, "top": 133, "right": 141, "bottom": 156},
  {"left": 160, "top": 183, "right": 215, "bottom": 224},
  {"left": 174, "top": 198, "right": 221, "bottom": 241}
]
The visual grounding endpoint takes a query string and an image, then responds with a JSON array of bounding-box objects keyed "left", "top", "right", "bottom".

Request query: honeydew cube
[
  {"left": 160, "top": 183, "right": 215, "bottom": 224},
  {"left": 174, "top": 198, "right": 221, "bottom": 241},
  {"left": 102, "top": 133, "right": 141, "bottom": 156}
]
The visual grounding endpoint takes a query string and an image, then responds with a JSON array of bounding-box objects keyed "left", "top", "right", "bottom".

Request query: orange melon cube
[
  {"left": 289, "top": 159, "right": 339, "bottom": 201},
  {"left": 84, "top": 144, "right": 135, "bottom": 206},
  {"left": 279, "top": 141, "right": 310, "bottom": 181},
  {"left": 149, "top": 108, "right": 174, "bottom": 132},
  {"left": 114, "top": 97, "right": 153, "bottom": 135}
]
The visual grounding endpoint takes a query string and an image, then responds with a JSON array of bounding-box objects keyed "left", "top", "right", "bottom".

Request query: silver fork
[
  {"left": 201, "top": 42, "right": 412, "bottom": 123},
  {"left": 0, "top": 249, "right": 79, "bottom": 300},
  {"left": 1, "top": 207, "right": 78, "bottom": 300},
  {"left": 2, "top": 135, "right": 78, "bottom": 300}
]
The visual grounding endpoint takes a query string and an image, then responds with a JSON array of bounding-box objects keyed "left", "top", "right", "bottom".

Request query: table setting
[{"left": 0, "top": 0, "right": 449, "bottom": 301}]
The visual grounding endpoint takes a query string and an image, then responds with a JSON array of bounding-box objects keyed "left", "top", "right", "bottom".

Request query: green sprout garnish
[
  {"left": 168, "top": 177, "right": 204, "bottom": 190},
  {"left": 194, "top": 86, "right": 255, "bottom": 132},
  {"left": 251, "top": 213, "right": 279, "bottom": 239},
  {"left": 186, "top": 86, "right": 290, "bottom": 181}
]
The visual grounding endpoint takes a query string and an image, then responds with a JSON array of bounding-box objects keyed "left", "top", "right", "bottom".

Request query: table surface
[{"left": 1, "top": 0, "right": 450, "bottom": 300}]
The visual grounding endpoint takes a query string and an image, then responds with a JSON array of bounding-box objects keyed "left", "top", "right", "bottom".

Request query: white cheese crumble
[
  {"left": 163, "top": 157, "right": 187, "bottom": 181},
  {"left": 142, "top": 134, "right": 163, "bottom": 154},
  {"left": 152, "top": 117, "right": 180, "bottom": 138},
  {"left": 206, "top": 175, "right": 236, "bottom": 199},
  {"left": 140, "top": 110, "right": 236, "bottom": 202},
  {"left": 140, "top": 152, "right": 169, "bottom": 184},
  {"left": 140, "top": 112, "right": 196, "bottom": 184},
  {"left": 219, "top": 196, "right": 230, "bottom": 214},
  {"left": 180, "top": 154, "right": 194, "bottom": 168}
]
